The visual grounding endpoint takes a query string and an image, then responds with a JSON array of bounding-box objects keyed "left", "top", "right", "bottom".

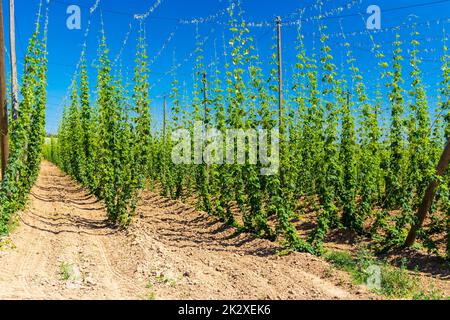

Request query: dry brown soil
[{"left": 0, "top": 161, "right": 378, "bottom": 300}]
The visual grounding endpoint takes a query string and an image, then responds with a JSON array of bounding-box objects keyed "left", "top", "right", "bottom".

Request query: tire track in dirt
[
  {"left": 94, "top": 236, "right": 146, "bottom": 295},
  {"left": 111, "top": 192, "right": 376, "bottom": 300},
  {"left": 0, "top": 162, "right": 142, "bottom": 299},
  {"left": 16, "top": 228, "right": 46, "bottom": 299},
  {"left": 0, "top": 161, "right": 376, "bottom": 300}
]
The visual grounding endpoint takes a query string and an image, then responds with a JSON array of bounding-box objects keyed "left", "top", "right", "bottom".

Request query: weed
[
  {"left": 145, "top": 292, "right": 156, "bottom": 300},
  {"left": 377, "top": 264, "right": 417, "bottom": 298},
  {"left": 155, "top": 274, "right": 176, "bottom": 286},
  {"left": 325, "top": 250, "right": 356, "bottom": 273},
  {"left": 412, "top": 286, "right": 447, "bottom": 300},
  {"left": 0, "top": 238, "right": 15, "bottom": 251},
  {"left": 146, "top": 280, "right": 154, "bottom": 289},
  {"left": 59, "top": 261, "right": 73, "bottom": 281},
  {"left": 324, "top": 249, "right": 445, "bottom": 299}
]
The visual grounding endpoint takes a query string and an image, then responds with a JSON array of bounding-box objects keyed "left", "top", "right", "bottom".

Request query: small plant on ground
[
  {"left": 412, "top": 286, "right": 448, "bottom": 300},
  {"left": 325, "top": 249, "right": 445, "bottom": 299},
  {"left": 377, "top": 262, "right": 418, "bottom": 298},
  {"left": 146, "top": 292, "right": 156, "bottom": 300},
  {"left": 154, "top": 274, "right": 177, "bottom": 286},
  {"left": 59, "top": 261, "right": 73, "bottom": 281}
]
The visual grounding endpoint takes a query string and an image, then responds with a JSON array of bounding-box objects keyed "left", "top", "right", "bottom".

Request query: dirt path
[{"left": 0, "top": 161, "right": 373, "bottom": 300}]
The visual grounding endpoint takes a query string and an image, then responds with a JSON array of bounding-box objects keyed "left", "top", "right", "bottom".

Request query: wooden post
[
  {"left": 0, "top": 0, "right": 10, "bottom": 178},
  {"left": 9, "top": 0, "right": 18, "bottom": 120},
  {"left": 405, "top": 138, "right": 450, "bottom": 247},
  {"left": 276, "top": 16, "right": 283, "bottom": 129}
]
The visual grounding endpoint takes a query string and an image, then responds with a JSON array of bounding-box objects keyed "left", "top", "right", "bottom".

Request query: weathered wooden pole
[
  {"left": 9, "top": 0, "right": 18, "bottom": 120},
  {"left": 405, "top": 138, "right": 450, "bottom": 247},
  {"left": 0, "top": 0, "right": 10, "bottom": 178}
]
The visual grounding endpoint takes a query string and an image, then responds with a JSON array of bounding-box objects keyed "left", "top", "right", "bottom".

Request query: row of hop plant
[
  {"left": 52, "top": 21, "right": 152, "bottom": 226},
  {"left": 49, "top": 4, "right": 450, "bottom": 258},
  {"left": 0, "top": 7, "right": 48, "bottom": 234}
]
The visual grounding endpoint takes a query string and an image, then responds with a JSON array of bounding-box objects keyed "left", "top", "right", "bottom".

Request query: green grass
[
  {"left": 59, "top": 262, "right": 73, "bottom": 281},
  {"left": 146, "top": 292, "right": 156, "bottom": 300},
  {"left": 324, "top": 249, "right": 377, "bottom": 284},
  {"left": 154, "top": 274, "right": 176, "bottom": 286},
  {"left": 324, "top": 250, "right": 356, "bottom": 273},
  {"left": 378, "top": 264, "right": 417, "bottom": 298},
  {"left": 0, "top": 238, "right": 15, "bottom": 251},
  {"left": 146, "top": 271, "right": 177, "bottom": 289},
  {"left": 7, "top": 215, "right": 20, "bottom": 233},
  {"left": 412, "top": 286, "right": 449, "bottom": 300},
  {"left": 325, "top": 249, "right": 446, "bottom": 299}
]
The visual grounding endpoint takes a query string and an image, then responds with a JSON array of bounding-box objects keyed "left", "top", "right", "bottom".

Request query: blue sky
[{"left": 3, "top": 0, "right": 450, "bottom": 134}]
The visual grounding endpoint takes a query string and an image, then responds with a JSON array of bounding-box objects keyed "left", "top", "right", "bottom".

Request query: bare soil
[{"left": 0, "top": 161, "right": 382, "bottom": 300}]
